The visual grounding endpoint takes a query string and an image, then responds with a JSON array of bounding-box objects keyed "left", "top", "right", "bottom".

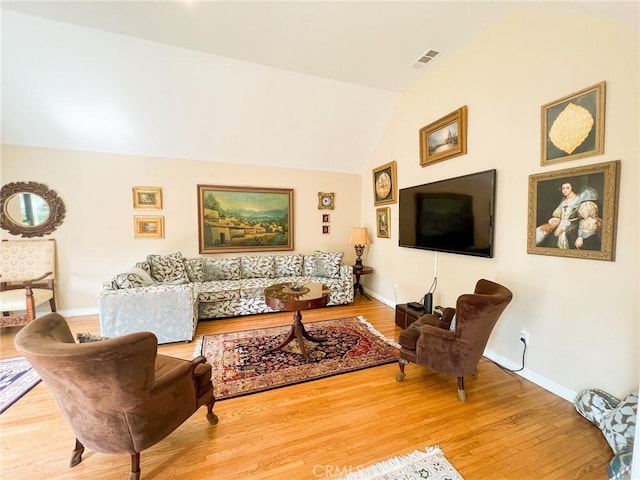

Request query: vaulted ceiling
[{"left": 2, "top": 2, "right": 637, "bottom": 173}]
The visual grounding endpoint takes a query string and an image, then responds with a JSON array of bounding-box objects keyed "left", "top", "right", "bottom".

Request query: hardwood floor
[{"left": 1, "top": 298, "right": 610, "bottom": 479}]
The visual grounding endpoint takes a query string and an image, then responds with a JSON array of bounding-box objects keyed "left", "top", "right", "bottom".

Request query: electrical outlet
[
  {"left": 520, "top": 329, "right": 530, "bottom": 346},
  {"left": 393, "top": 283, "right": 398, "bottom": 292}
]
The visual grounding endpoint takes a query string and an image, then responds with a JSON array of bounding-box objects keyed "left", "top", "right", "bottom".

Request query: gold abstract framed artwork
[
  {"left": 134, "top": 216, "right": 165, "bottom": 238},
  {"left": 197, "top": 185, "right": 294, "bottom": 254},
  {"left": 541, "top": 81, "right": 605, "bottom": 166},
  {"left": 376, "top": 207, "right": 390, "bottom": 238},
  {"left": 132, "top": 186, "right": 162, "bottom": 209},
  {"left": 372, "top": 161, "right": 397, "bottom": 206},
  {"left": 419, "top": 106, "right": 468, "bottom": 166},
  {"left": 527, "top": 160, "right": 619, "bottom": 261}
]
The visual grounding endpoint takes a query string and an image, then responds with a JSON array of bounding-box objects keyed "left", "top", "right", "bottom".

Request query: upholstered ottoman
[{"left": 574, "top": 388, "right": 637, "bottom": 480}]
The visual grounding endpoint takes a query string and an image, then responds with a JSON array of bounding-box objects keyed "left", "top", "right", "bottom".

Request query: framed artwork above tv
[{"left": 419, "top": 106, "right": 468, "bottom": 167}]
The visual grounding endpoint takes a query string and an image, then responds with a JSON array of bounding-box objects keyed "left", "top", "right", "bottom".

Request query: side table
[
  {"left": 352, "top": 266, "right": 373, "bottom": 300},
  {"left": 395, "top": 303, "right": 424, "bottom": 329}
]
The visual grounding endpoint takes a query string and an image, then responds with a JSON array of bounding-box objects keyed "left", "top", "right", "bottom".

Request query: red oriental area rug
[{"left": 197, "top": 316, "right": 399, "bottom": 400}]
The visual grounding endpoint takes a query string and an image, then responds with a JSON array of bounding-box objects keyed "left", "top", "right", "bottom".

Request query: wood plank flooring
[{"left": 0, "top": 298, "right": 610, "bottom": 479}]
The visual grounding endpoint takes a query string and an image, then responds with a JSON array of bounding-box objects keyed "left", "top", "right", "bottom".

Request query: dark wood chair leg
[
  {"left": 69, "top": 438, "right": 84, "bottom": 467},
  {"left": 129, "top": 453, "right": 141, "bottom": 480},
  {"left": 457, "top": 376, "right": 467, "bottom": 402},
  {"left": 206, "top": 397, "right": 219, "bottom": 425},
  {"left": 396, "top": 357, "right": 408, "bottom": 381}
]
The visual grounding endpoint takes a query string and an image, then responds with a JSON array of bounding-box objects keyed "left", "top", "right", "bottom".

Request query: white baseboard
[
  {"left": 59, "top": 307, "right": 99, "bottom": 317},
  {"left": 482, "top": 349, "right": 577, "bottom": 403},
  {"left": 372, "top": 291, "right": 577, "bottom": 403}
]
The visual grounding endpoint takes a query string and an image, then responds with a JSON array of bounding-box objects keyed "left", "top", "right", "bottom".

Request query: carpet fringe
[
  {"left": 192, "top": 336, "right": 204, "bottom": 358},
  {"left": 356, "top": 315, "right": 401, "bottom": 349},
  {"left": 339, "top": 446, "right": 444, "bottom": 480}
]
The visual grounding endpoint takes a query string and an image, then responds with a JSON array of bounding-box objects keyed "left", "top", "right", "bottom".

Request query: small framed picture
[
  {"left": 322, "top": 213, "right": 330, "bottom": 223},
  {"left": 541, "top": 81, "right": 605, "bottom": 166},
  {"left": 419, "top": 106, "right": 467, "bottom": 166},
  {"left": 134, "top": 216, "right": 165, "bottom": 238},
  {"left": 132, "top": 186, "right": 162, "bottom": 209},
  {"left": 318, "top": 192, "right": 335, "bottom": 210},
  {"left": 322, "top": 225, "right": 330, "bottom": 234},
  {"left": 376, "top": 207, "right": 390, "bottom": 238},
  {"left": 527, "top": 160, "right": 619, "bottom": 261},
  {"left": 372, "top": 161, "right": 397, "bottom": 206}
]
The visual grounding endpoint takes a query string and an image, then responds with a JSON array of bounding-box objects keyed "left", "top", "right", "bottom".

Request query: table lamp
[{"left": 348, "top": 227, "right": 371, "bottom": 269}]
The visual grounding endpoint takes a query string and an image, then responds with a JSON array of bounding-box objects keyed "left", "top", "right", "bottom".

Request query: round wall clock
[{"left": 318, "top": 192, "right": 335, "bottom": 210}]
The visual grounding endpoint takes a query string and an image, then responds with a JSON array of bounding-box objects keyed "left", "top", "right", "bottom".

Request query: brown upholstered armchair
[
  {"left": 14, "top": 312, "right": 218, "bottom": 480},
  {"left": 396, "top": 279, "right": 513, "bottom": 401}
]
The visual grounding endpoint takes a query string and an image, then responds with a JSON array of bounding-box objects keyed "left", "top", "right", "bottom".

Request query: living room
[{"left": 1, "top": 2, "right": 638, "bottom": 479}]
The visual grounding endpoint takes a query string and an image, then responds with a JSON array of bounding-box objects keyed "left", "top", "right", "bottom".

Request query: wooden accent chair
[
  {"left": 0, "top": 239, "right": 57, "bottom": 327},
  {"left": 396, "top": 279, "right": 513, "bottom": 401},
  {"left": 14, "top": 313, "right": 218, "bottom": 480}
]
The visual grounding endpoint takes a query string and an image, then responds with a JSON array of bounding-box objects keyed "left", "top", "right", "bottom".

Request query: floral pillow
[
  {"left": 147, "top": 252, "right": 188, "bottom": 283},
  {"left": 184, "top": 258, "right": 204, "bottom": 282},
  {"left": 312, "top": 251, "right": 344, "bottom": 278},
  {"left": 114, "top": 267, "right": 156, "bottom": 289},
  {"left": 203, "top": 257, "right": 241, "bottom": 281}
]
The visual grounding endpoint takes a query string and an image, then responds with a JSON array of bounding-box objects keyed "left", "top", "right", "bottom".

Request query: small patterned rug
[
  {"left": 338, "top": 446, "right": 463, "bottom": 480},
  {"left": 0, "top": 357, "right": 41, "bottom": 414},
  {"left": 197, "top": 316, "right": 399, "bottom": 400}
]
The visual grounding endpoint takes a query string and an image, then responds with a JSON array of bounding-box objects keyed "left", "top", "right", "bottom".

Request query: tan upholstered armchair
[
  {"left": 14, "top": 313, "right": 218, "bottom": 480},
  {"left": 0, "top": 239, "right": 57, "bottom": 327},
  {"left": 396, "top": 279, "right": 513, "bottom": 401}
]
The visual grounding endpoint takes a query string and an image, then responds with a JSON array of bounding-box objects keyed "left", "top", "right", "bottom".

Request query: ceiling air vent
[{"left": 410, "top": 49, "right": 440, "bottom": 69}]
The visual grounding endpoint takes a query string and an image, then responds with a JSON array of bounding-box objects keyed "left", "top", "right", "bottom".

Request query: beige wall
[
  {"left": 0, "top": 146, "right": 362, "bottom": 313},
  {"left": 363, "top": 11, "right": 638, "bottom": 399},
  {"left": 1, "top": 8, "right": 637, "bottom": 401}
]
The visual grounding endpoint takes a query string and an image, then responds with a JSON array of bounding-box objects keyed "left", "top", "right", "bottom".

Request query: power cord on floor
[{"left": 490, "top": 338, "right": 526, "bottom": 373}]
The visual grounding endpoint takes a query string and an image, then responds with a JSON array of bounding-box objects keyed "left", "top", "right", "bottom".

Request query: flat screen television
[{"left": 398, "top": 169, "right": 496, "bottom": 258}]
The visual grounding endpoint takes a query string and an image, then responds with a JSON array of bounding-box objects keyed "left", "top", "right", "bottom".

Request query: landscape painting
[{"left": 197, "top": 185, "right": 294, "bottom": 254}]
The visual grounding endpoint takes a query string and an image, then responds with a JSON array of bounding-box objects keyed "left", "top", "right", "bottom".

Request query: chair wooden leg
[
  {"left": 206, "top": 397, "right": 219, "bottom": 425},
  {"left": 396, "top": 358, "right": 408, "bottom": 381},
  {"left": 69, "top": 438, "right": 84, "bottom": 467},
  {"left": 457, "top": 377, "right": 467, "bottom": 402},
  {"left": 129, "top": 453, "right": 141, "bottom": 480}
]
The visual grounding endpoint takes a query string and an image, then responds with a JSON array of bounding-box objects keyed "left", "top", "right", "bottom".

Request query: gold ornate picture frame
[
  {"left": 541, "top": 81, "right": 605, "bottom": 166},
  {"left": 134, "top": 215, "right": 165, "bottom": 238},
  {"left": 419, "top": 106, "right": 467, "bottom": 166},
  {"left": 372, "top": 161, "right": 397, "bottom": 206},
  {"left": 527, "top": 160, "right": 619, "bottom": 261},
  {"left": 318, "top": 192, "right": 335, "bottom": 210},
  {"left": 132, "top": 186, "right": 162, "bottom": 209},
  {"left": 197, "top": 185, "right": 294, "bottom": 254},
  {"left": 376, "top": 207, "right": 390, "bottom": 238}
]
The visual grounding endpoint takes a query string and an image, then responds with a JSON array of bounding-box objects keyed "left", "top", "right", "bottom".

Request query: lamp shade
[{"left": 348, "top": 227, "right": 371, "bottom": 245}]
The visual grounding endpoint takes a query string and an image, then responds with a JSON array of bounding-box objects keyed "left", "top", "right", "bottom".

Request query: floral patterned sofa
[{"left": 99, "top": 251, "right": 354, "bottom": 344}]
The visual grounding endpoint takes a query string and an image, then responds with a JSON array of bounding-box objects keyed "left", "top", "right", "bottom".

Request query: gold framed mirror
[{"left": 0, "top": 181, "right": 66, "bottom": 237}]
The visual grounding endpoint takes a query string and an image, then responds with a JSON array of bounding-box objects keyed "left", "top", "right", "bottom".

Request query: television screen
[{"left": 398, "top": 169, "right": 496, "bottom": 257}]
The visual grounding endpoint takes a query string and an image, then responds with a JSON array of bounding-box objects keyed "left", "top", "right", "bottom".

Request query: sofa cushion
[
  {"left": 147, "top": 252, "right": 188, "bottom": 283},
  {"left": 184, "top": 258, "right": 204, "bottom": 282},
  {"left": 198, "top": 280, "right": 242, "bottom": 302},
  {"left": 303, "top": 255, "right": 315, "bottom": 276},
  {"left": 203, "top": 257, "right": 241, "bottom": 281},
  {"left": 241, "top": 256, "right": 275, "bottom": 279},
  {"left": 312, "top": 251, "right": 344, "bottom": 278},
  {"left": 601, "top": 392, "right": 637, "bottom": 454},
  {"left": 114, "top": 267, "right": 156, "bottom": 289},
  {"left": 274, "top": 254, "right": 303, "bottom": 277}
]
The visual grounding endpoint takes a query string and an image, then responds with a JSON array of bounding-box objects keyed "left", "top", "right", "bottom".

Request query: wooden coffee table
[{"left": 264, "top": 282, "right": 330, "bottom": 361}]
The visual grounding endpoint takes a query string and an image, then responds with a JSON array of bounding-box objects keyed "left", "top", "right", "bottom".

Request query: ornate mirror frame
[{"left": 0, "top": 181, "right": 66, "bottom": 237}]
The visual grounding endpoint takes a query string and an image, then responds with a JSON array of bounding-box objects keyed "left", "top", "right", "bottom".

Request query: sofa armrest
[{"left": 99, "top": 284, "right": 198, "bottom": 344}]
